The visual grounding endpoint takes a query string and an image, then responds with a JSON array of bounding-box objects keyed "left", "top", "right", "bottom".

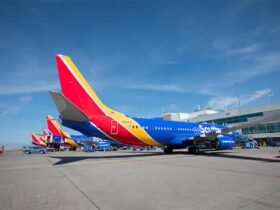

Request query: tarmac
[{"left": 0, "top": 147, "right": 280, "bottom": 210}]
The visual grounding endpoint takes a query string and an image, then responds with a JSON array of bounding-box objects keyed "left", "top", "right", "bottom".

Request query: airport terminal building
[{"left": 162, "top": 102, "right": 280, "bottom": 146}]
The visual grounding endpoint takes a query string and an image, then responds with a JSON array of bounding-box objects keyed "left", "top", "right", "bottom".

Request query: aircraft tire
[
  {"left": 163, "top": 147, "right": 173, "bottom": 154},
  {"left": 188, "top": 147, "right": 194, "bottom": 154},
  {"left": 194, "top": 147, "right": 200, "bottom": 155},
  {"left": 189, "top": 147, "right": 199, "bottom": 154},
  {"left": 215, "top": 139, "right": 220, "bottom": 150}
]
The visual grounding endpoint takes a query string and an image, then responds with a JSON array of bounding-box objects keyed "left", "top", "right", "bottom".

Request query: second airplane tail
[
  {"left": 31, "top": 133, "right": 46, "bottom": 147},
  {"left": 43, "top": 129, "right": 49, "bottom": 137},
  {"left": 46, "top": 115, "right": 70, "bottom": 139},
  {"left": 46, "top": 115, "right": 79, "bottom": 148}
]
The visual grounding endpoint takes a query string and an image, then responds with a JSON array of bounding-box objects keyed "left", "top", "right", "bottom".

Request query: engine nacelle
[{"left": 216, "top": 135, "right": 235, "bottom": 150}]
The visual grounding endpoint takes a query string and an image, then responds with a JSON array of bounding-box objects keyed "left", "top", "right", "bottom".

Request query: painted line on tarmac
[
  {"left": 235, "top": 189, "right": 280, "bottom": 210},
  {"left": 46, "top": 157, "right": 101, "bottom": 210}
]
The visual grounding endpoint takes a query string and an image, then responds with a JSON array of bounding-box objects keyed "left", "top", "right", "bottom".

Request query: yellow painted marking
[{"left": 65, "top": 138, "right": 79, "bottom": 147}]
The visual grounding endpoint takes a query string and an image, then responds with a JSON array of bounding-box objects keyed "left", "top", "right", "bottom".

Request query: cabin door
[{"left": 111, "top": 120, "right": 118, "bottom": 135}]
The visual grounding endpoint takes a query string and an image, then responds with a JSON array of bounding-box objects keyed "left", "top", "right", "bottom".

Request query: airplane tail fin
[
  {"left": 31, "top": 133, "right": 40, "bottom": 144},
  {"left": 39, "top": 135, "right": 46, "bottom": 142},
  {"left": 43, "top": 129, "right": 49, "bottom": 137},
  {"left": 46, "top": 115, "right": 70, "bottom": 139},
  {"left": 31, "top": 133, "right": 46, "bottom": 147},
  {"left": 55, "top": 54, "right": 111, "bottom": 118}
]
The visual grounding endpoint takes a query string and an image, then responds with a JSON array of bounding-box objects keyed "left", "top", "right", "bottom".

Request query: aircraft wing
[
  {"left": 171, "top": 134, "right": 197, "bottom": 144},
  {"left": 199, "top": 132, "right": 219, "bottom": 141},
  {"left": 73, "top": 139, "right": 97, "bottom": 146},
  {"left": 221, "top": 113, "right": 280, "bottom": 134},
  {"left": 178, "top": 113, "right": 280, "bottom": 143}
]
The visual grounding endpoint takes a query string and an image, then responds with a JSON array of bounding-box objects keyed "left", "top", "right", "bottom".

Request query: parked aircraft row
[
  {"left": 47, "top": 54, "right": 279, "bottom": 154},
  {"left": 31, "top": 115, "right": 115, "bottom": 151}
]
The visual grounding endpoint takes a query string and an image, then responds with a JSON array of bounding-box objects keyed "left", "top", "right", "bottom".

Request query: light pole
[{"left": 233, "top": 81, "right": 240, "bottom": 108}]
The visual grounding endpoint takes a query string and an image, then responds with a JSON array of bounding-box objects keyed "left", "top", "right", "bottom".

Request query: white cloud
[
  {"left": 18, "top": 95, "right": 32, "bottom": 103},
  {"left": 224, "top": 43, "right": 261, "bottom": 56},
  {"left": 0, "top": 95, "right": 33, "bottom": 117},
  {"left": 242, "top": 88, "right": 272, "bottom": 104},
  {"left": 208, "top": 88, "right": 272, "bottom": 110},
  {"left": 208, "top": 96, "right": 238, "bottom": 110},
  {"left": 212, "top": 38, "right": 262, "bottom": 57},
  {"left": 212, "top": 34, "right": 280, "bottom": 83},
  {"left": 0, "top": 83, "right": 59, "bottom": 95},
  {"left": 227, "top": 52, "right": 280, "bottom": 82},
  {"left": 1, "top": 107, "right": 20, "bottom": 117},
  {"left": 128, "top": 84, "right": 186, "bottom": 93}
]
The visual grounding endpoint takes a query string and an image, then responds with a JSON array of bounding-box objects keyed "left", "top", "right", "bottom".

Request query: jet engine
[{"left": 216, "top": 135, "right": 235, "bottom": 150}]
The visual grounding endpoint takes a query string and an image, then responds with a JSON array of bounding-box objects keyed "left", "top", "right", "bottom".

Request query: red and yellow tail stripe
[
  {"left": 43, "top": 129, "right": 48, "bottom": 137},
  {"left": 46, "top": 115, "right": 71, "bottom": 138},
  {"left": 64, "top": 138, "right": 79, "bottom": 148},
  {"left": 46, "top": 115, "right": 79, "bottom": 147},
  {"left": 56, "top": 54, "right": 160, "bottom": 146},
  {"left": 31, "top": 133, "right": 46, "bottom": 147}
]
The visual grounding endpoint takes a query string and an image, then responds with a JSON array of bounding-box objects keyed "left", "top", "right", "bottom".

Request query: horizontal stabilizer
[
  {"left": 222, "top": 113, "right": 280, "bottom": 134},
  {"left": 49, "top": 91, "right": 89, "bottom": 122}
]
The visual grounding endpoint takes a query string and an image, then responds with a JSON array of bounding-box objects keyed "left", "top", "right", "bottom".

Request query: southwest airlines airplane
[
  {"left": 50, "top": 54, "right": 280, "bottom": 154},
  {"left": 46, "top": 115, "right": 80, "bottom": 149},
  {"left": 47, "top": 115, "right": 115, "bottom": 149},
  {"left": 31, "top": 128, "right": 49, "bottom": 147},
  {"left": 31, "top": 133, "right": 47, "bottom": 147}
]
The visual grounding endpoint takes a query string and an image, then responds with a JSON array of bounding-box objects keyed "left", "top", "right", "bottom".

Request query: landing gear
[
  {"left": 69, "top": 146, "right": 77, "bottom": 151},
  {"left": 188, "top": 146, "right": 200, "bottom": 155},
  {"left": 163, "top": 146, "right": 173, "bottom": 154},
  {"left": 215, "top": 139, "right": 220, "bottom": 150}
]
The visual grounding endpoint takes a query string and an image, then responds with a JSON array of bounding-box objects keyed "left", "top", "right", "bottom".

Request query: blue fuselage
[{"left": 60, "top": 116, "right": 239, "bottom": 149}]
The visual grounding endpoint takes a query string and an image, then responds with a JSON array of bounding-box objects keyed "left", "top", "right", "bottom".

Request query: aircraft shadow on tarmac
[
  {"left": 50, "top": 152, "right": 164, "bottom": 165},
  {"left": 50, "top": 150, "right": 280, "bottom": 165}
]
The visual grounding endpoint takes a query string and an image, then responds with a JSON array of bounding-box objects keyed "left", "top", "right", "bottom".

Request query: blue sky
[{"left": 0, "top": 0, "right": 279, "bottom": 147}]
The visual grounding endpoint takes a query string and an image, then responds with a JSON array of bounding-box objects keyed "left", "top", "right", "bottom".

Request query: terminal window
[
  {"left": 205, "top": 112, "right": 263, "bottom": 125},
  {"left": 242, "top": 122, "right": 280, "bottom": 134}
]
